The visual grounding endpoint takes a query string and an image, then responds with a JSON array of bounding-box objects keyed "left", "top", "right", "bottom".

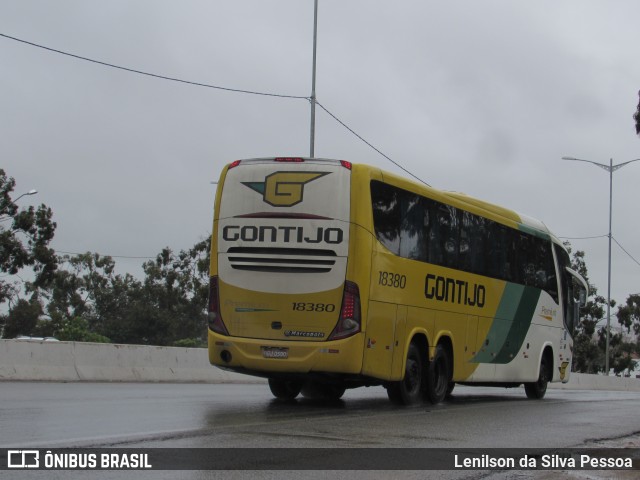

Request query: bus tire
[
  {"left": 268, "top": 378, "right": 302, "bottom": 400},
  {"left": 426, "top": 343, "right": 451, "bottom": 404},
  {"left": 525, "top": 355, "right": 549, "bottom": 399},
  {"left": 386, "top": 342, "right": 424, "bottom": 405},
  {"left": 446, "top": 382, "right": 455, "bottom": 398}
]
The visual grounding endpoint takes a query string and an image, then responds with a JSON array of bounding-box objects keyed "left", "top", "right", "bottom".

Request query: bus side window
[
  {"left": 488, "top": 222, "right": 509, "bottom": 281},
  {"left": 436, "top": 204, "right": 458, "bottom": 269},
  {"left": 517, "top": 232, "right": 534, "bottom": 286},
  {"left": 371, "top": 181, "right": 401, "bottom": 255},
  {"left": 400, "top": 193, "right": 429, "bottom": 262},
  {"left": 460, "top": 211, "right": 486, "bottom": 275},
  {"left": 540, "top": 241, "right": 558, "bottom": 303},
  {"left": 553, "top": 244, "right": 574, "bottom": 330},
  {"left": 427, "top": 201, "right": 442, "bottom": 265}
]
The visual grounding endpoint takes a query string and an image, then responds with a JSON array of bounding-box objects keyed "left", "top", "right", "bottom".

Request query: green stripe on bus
[
  {"left": 471, "top": 283, "right": 524, "bottom": 364},
  {"left": 492, "top": 286, "right": 541, "bottom": 364},
  {"left": 471, "top": 284, "right": 541, "bottom": 364}
]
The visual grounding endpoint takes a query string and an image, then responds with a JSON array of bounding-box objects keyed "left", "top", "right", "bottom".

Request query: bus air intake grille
[{"left": 226, "top": 247, "right": 337, "bottom": 273}]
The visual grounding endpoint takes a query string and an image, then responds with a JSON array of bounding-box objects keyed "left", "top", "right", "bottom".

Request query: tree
[
  {"left": 604, "top": 333, "right": 636, "bottom": 376},
  {"left": 37, "top": 239, "right": 210, "bottom": 346},
  {"left": 0, "top": 169, "right": 57, "bottom": 306},
  {"left": 614, "top": 293, "right": 640, "bottom": 375},
  {"left": 137, "top": 239, "right": 210, "bottom": 346},
  {"left": 565, "top": 243, "right": 609, "bottom": 373},
  {"left": 56, "top": 316, "right": 110, "bottom": 343},
  {"left": 1, "top": 297, "right": 43, "bottom": 339},
  {"left": 43, "top": 252, "right": 131, "bottom": 343},
  {"left": 566, "top": 246, "right": 636, "bottom": 375},
  {"left": 616, "top": 293, "right": 640, "bottom": 338}
]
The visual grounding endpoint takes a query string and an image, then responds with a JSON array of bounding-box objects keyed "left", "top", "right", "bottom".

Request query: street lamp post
[
  {"left": 12, "top": 189, "right": 38, "bottom": 204},
  {"left": 1, "top": 189, "right": 38, "bottom": 217},
  {"left": 561, "top": 156, "right": 640, "bottom": 375}
]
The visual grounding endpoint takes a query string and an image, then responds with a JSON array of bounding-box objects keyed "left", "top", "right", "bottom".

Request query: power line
[
  {"left": 559, "top": 234, "right": 609, "bottom": 240},
  {"left": 56, "top": 250, "right": 155, "bottom": 260},
  {"left": 612, "top": 237, "right": 640, "bottom": 269},
  {"left": 0, "top": 33, "right": 309, "bottom": 100},
  {"left": 45, "top": 235, "right": 640, "bottom": 270},
  {"left": 316, "top": 101, "right": 430, "bottom": 186},
  {"left": 560, "top": 234, "right": 640, "bottom": 292},
  {"left": 1, "top": 32, "right": 427, "bottom": 187},
  {"left": 559, "top": 234, "right": 640, "bottom": 268}
]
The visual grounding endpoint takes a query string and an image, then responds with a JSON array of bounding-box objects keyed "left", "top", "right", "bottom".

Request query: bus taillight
[
  {"left": 208, "top": 276, "right": 229, "bottom": 335},
  {"left": 329, "top": 281, "right": 361, "bottom": 340}
]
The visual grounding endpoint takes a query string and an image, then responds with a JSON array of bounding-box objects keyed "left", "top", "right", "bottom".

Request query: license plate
[{"left": 261, "top": 347, "right": 289, "bottom": 359}]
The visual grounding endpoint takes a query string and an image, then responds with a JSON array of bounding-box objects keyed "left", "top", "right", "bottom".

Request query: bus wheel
[
  {"left": 386, "top": 342, "right": 424, "bottom": 405},
  {"left": 426, "top": 344, "right": 451, "bottom": 404},
  {"left": 525, "top": 355, "right": 549, "bottom": 399},
  {"left": 301, "top": 381, "right": 346, "bottom": 401},
  {"left": 268, "top": 379, "right": 302, "bottom": 400},
  {"left": 446, "top": 382, "right": 455, "bottom": 398}
]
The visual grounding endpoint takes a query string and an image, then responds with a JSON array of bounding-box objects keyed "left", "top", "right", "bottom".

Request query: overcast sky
[{"left": 2, "top": 0, "right": 639, "bottom": 313}]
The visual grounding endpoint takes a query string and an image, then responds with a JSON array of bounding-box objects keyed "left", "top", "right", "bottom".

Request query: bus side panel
[
  {"left": 556, "top": 328, "right": 572, "bottom": 383},
  {"left": 392, "top": 307, "right": 434, "bottom": 381},
  {"left": 433, "top": 310, "right": 462, "bottom": 376},
  {"left": 462, "top": 315, "right": 479, "bottom": 381},
  {"left": 391, "top": 306, "right": 408, "bottom": 379},
  {"left": 483, "top": 289, "right": 564, "bottom": 383},
  {"left": 346, "top": 164, "right": 376, "bottom": 373},
  {"left": 361, "top": 301, "right": 396, "bottom": 380}
]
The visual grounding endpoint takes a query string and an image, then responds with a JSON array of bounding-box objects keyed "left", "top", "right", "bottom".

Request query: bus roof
[
  {"left": 222, "top": 157, "right": 561, "bottom": 244},
  {"left": 372, "top": 163, "right": 557, "bottom": 241}
]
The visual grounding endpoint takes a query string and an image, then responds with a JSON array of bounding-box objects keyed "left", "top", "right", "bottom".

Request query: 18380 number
[
  {"left": 378, "top": 271, "right": 407, "bottom": 289},
  {"left": 292, "top": 303, "right": 336, "bottom": 312}
]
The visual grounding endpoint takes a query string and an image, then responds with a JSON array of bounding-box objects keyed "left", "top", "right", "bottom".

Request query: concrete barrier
[
  {"left": 0, "top": 339, "right": 264, "bottom": 383},
  {"left": 550, "top": 372, "right": 640, "bottom": 392},
  {"left": 1, "top": 339, "right": 639, "bottom": 391}
]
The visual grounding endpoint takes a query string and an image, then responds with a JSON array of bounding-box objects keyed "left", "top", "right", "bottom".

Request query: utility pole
[
  {"left": 309, "top": 0, "right": 318, "bottom": 158},
  {"left": 562, "top": 156, "right": 640, "bottom": 374}
]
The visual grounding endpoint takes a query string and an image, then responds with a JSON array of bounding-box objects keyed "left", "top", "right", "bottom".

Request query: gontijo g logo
[{"left": 242, "top": 171, "right": 329, "bottom": 207}]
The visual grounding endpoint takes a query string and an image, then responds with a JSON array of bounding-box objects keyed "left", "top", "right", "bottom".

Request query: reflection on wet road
[
  {"left": 2, "top": 382, "right": 639, "bottom": 450},
  {"left": 2, "top": 382, "right": 639, "bottom": 480}
]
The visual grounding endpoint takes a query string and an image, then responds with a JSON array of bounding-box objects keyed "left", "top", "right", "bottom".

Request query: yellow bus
[{"left": 208, "top": 157, "right": 588, "bottom": 404}]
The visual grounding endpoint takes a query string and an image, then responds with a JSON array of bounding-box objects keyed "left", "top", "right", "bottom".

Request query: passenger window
[
  {"left": 371, "top": 181, "right": 401, "bottom": 255},
  {"left": 400, "top": 195, "right": 429, "bottom": 262},
  {"left": 460, "top": 212, "right": 486, "bottom": 275},
  {"left": 371, "top": 180, "right": 560, "bottom": 302},
  {"left": 435, "top": 204, "right": 458, "bottom": 268}
]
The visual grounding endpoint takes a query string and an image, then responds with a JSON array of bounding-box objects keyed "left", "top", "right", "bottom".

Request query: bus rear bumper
[{"left": 208, "top": 329, "right": 365, "bottom": 377}]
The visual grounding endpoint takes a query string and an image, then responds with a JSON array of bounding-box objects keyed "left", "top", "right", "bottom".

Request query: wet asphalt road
[{"left": 1, "top": 382, "right": 639, "bottom": 479}]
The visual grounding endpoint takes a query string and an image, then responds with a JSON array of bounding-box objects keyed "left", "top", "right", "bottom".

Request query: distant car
[{"left": 15, "top": 336, "right": 60, "bottom": 342}]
